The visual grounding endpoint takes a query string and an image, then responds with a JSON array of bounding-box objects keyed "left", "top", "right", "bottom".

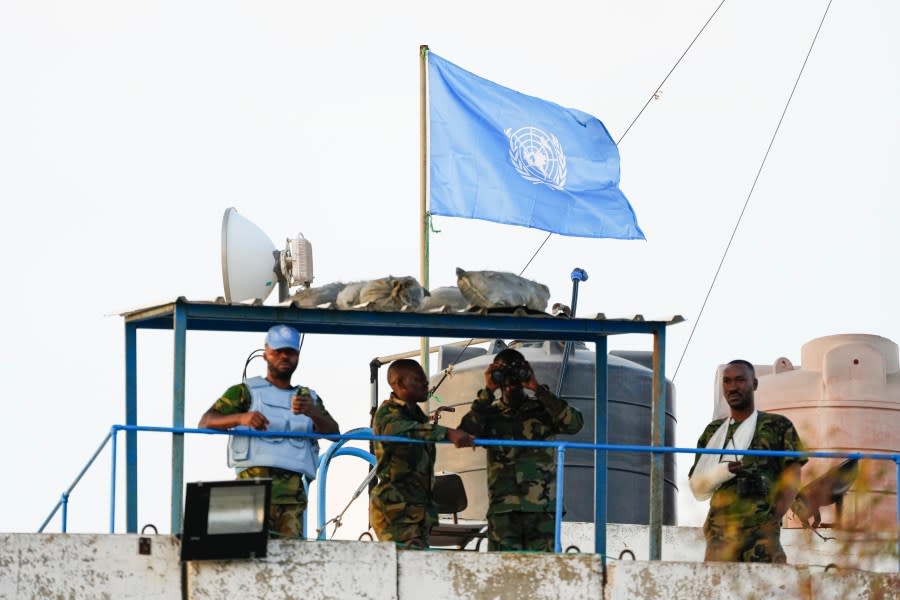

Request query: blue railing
[
  {"left": 40, "top": 424, "right": 900, "bottom": 570},
  {"left": 38, "top": 432, "right": 113, "bottom": 534},
  {"left": 313, "top": 427, "right": 377, "bottom": 540}
]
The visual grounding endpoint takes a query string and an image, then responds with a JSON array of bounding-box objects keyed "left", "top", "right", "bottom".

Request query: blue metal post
[
  {"left": 555, "top": 268, "right": 589, "bottom": 397},
  {"left": 110, "top": 426, "right": 118, "bottom": 533},
  {"left": 554, "top": 445, "right": 566, "bottom": 553},
  {"left": 125, "top": 322, "right": 138, "bottom": 533},
  {"left": 61, "top": 494, "right": 68, "bottom": 533},
  {"left": 594, "top": 336, "right": 608, "bottom": 560},
  {"left": 648, "top": 326, "right": 667, "bottom": 560},
  {"left": 171, "top": 305, "right": 187, "bottom": 534},
  {"left": 896, "top": 458, "right": 899, "bottom": 573}
]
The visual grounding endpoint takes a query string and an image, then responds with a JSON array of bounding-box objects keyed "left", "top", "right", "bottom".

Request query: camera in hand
[
  {"left": 734, "top": 471, "right": 769, "bottom": 497},
  {"left": 491, "top": 361, "right": 532, "bottom": 385}
]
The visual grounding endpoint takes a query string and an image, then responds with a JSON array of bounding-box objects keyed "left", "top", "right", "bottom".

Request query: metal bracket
[
  {"left": 139, "top": 523, "right": 158, "bottom": 555},
  {"left": 138, "top": 537, "right": 151, "bottom": 555}
]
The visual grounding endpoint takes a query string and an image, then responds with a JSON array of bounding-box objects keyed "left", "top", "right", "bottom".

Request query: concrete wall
[
  {"left": 2, "top": 531, "right": 898, "bottom": 600},
  {"left": 563, "top": 522, "right": 900, "bottom": 573},
  {"left": 186, "top": 540, "right": 396, "bottom": 600},
  {"left": 399, "top": 550, "right": 604, "bottom": 600},
  {"left": 0, "top": 533, "right": 181, "bottom": 599},
  {"left": 609, "top": 562, "right": 900, "bottom": 600},
  {"left": 189, "top": 542, "right": 900, "bottom": 600}
]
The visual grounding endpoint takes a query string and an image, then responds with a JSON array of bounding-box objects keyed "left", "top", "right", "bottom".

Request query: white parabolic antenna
[{"left": 221, "top": 207, "right": 314, "bottom": 303}]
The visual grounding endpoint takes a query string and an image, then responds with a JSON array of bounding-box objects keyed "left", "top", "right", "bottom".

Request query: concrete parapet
[
  {"left": 809, "top": 570, "right": 900, "bottom": 600},
  {"left": 0, "top": 533, "right": 180, "bottom": 599},
  {"left": 562, "top": 522, "right": 899, "bottom": 573},
  {"left": 399, "top": 549, "right": 603, "bottom": 599},
  {"left": 1, "top": 533, "right": 897, "bottom": 599},
  {"left": 186, "top": 540, "right": 396, "bottom": 600},
  {"left": 607, "top": 561, "right": 900, "bottom": 600},
  {"left": 607, "top": 561, "right": 808, "bottom": 600}
]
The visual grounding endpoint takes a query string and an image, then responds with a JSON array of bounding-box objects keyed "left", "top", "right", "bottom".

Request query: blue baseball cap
[{"left": 265, "top": 325, "right": 301, "bottom": 350}]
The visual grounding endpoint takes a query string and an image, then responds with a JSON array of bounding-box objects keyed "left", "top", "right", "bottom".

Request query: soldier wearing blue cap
[{"left": 199, "top": 324, "right": 340, "bottom": 538}]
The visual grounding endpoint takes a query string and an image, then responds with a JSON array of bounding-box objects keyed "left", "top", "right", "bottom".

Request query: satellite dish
[{"left": 221, "top": 207, "right": 314, "bottom": 303}]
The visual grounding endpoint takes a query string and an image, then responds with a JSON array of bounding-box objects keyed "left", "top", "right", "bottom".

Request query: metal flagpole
[{"left": 419, "top": 44, "right": 430, "bottom": 376}]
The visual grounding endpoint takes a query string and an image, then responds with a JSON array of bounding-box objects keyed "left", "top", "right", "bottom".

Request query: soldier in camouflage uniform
[
  {"left": 199, "top": 325, "right": 340, "bottom": 539},
  {"left": 689, "top": 359, "right": 806, "bottom": 562},
  {"left": 369, "top": 359, "right": 475, "bottom": 548},
  {"left": 459, "top": 349, "right": 584, "bottom": 552}
]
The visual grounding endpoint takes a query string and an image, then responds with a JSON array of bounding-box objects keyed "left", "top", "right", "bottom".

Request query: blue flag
[{"left": 428, "top": 52, "right": 644, "bottom": 240}]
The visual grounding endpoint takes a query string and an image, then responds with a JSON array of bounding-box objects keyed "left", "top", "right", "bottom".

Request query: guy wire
[
  {"left": 517, "top": 0, "right": 728, "bottom": 277},
  {"left": 673, "top": 0, "right": 835, "bottom": 381},
  {"left": 434, "top": 0, "right": 733, "bottom": 391}
]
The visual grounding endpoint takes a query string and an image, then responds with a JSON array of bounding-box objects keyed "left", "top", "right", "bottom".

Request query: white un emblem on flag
[{"left": 505, "top": 126, "right": 568, "bottom": 190}]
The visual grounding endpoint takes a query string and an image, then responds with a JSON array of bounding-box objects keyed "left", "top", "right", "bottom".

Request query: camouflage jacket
[
  {"left": 213, "top": 382, "right": 334, "bottom": 504},
  {"left": 689, "top": 411, "right": 806, "bottom": 526},
  {"left": 370, "top": 394, "right": 449, "bottom": 509},
  {"left": 459, "top": 385, "right": 584, "bottom": 515}
]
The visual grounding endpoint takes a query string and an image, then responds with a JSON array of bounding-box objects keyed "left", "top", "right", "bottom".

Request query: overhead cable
[
  {"left": 673, "top": 0, "right": 836, "bottom": 380},
  {"left": 518, "top": 0, "right": 729, "bottom": 276}
]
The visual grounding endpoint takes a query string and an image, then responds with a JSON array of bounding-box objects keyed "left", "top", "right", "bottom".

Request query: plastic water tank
[
  {"left": 429, "top": 340, "right": 677, "bottom": 525},
  {"left": 751, "top": 334, "right": 900, "bottom": 530}
]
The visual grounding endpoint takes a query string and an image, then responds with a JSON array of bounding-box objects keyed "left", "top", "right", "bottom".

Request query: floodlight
[
  {"left": 220, "top": 207, "right": 314, "bottom": 303},
  {"left": 180, "top": 479, "right": 271, "bottom": 561}
]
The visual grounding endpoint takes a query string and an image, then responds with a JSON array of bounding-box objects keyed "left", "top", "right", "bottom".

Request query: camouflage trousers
[
  {"left": 487, "top": 511, "right": 555, "bottom": 552},
  {"left": 237, "top": 468, "right": 307, "bottom": 539},
  {"left": 703, "top": 516, "right": 786, "bottom": 563},
  {"left": 369, "top": 500, "right": 434, "bottom": 549},
  {"left": 265, "top": 503, "right": 306, "bottom": 539}
]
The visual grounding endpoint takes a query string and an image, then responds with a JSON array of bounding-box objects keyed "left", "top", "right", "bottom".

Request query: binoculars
[
  {"left": 734, "top": 472, "right": 769, "bottom": 497},
  {"left": 490, "top": 362, "right": 532, "bottom": 384}
]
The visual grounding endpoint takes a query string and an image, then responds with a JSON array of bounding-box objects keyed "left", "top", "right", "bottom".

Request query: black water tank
[{"left": 430, "top": 340, "right": 677, "bottom": 525}]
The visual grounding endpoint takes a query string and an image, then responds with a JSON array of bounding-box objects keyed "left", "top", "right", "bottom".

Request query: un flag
[{"left": 428, "top": 52, "right": 644, "bottom": 240}]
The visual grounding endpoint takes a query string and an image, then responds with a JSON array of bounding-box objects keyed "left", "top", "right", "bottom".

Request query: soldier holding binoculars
[{"left": 459, "top": 348, "right": 583, "bottom": 552}]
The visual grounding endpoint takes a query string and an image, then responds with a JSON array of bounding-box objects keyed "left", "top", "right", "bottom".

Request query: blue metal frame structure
[{"left": 120, "top": 298, "right": 681, "bottom": 558}]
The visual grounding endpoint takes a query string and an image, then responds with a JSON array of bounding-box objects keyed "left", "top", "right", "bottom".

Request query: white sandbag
[
  {"left": 456, "top": 267, "right": 550, "bottom": 311},
  {"left": 361, "top": 276, "right": 426, "bottom": 310},
  {"left": 290, "top": 282, "right": 346, "bottom": 307},
  {"left": 335, "top": 282, "right": 366, "bottom": 309},
  {"left": 337, "top": 276, "right": 426, "bottom": 311},
  {"left": 419, "top": 286, "right": 469, "bottom": 312}
]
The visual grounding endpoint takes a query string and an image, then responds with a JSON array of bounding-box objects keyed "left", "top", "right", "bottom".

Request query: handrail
[
  {"left": 38, "top": 431, "right": 113, "bottom": 533},
  {"left": 41, "top": 423, "right": 900, "bottom": 571},
  {"left": 314, "top": 427, "right": 377, "bottom": 540},
  {"left": 113, "top": 423, "right": 900, "bottom": 461}
]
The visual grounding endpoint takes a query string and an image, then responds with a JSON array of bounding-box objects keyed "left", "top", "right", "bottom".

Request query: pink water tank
[{"left": 714, "top": 334, "right": 900, "bottom": 531}]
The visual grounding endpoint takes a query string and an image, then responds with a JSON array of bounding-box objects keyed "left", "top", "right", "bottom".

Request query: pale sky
[{"left": 1, "top": 0, "right": 898, "bottom": 539}]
